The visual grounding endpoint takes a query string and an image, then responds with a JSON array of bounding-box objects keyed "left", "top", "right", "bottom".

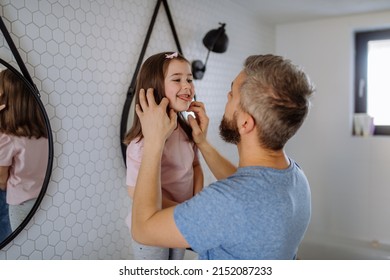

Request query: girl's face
[{"left": 164, "top": 60, "right": 195, "bottom": 112}]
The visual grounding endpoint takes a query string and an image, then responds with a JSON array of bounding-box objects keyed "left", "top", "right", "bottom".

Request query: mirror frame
[
  {"left": 120, "top": 0, "right": 183, "bottom": 164},
  {"left": 0, "top": 58, "right": 54, "bottom": 250}
]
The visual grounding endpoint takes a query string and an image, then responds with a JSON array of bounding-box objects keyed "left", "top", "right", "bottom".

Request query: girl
[
  {"left": 123, "top": 52, "right": 203, "bottom": 260},
  {"left": 0, "top": 69, "right": 48, "bottom": 231}
]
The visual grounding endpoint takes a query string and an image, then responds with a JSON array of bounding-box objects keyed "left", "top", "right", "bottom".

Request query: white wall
[
  {"left": 276, "top": 10, "right": 390, "bottom": 244},
  {"left": 0, "top": 0, "right": 274, "bottom": 259}
]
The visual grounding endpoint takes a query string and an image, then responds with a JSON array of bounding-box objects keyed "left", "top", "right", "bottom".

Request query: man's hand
[
  {"left": 187, "top": 101, "right": 209, "bottom": 147},
  {"left": 135, "top": 88, "right": 177, "bottom": 145},
  {"left": 188, "top": 101, "right": 237, "bottom": 180}
]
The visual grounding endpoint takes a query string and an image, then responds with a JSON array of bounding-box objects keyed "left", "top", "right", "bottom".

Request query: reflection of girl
[
  {"left": 123, "top": 52, "right": 204, "bottom": 260},
  {"left": 0, "top": 69, "right": 48, "bottom": 231},
  {"left": 0, "top": 189, "right": 11, "bottom": 243}
]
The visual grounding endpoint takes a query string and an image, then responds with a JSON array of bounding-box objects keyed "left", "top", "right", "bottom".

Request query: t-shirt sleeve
[
  {"left": 0, "top": 134, "right": 14, "bottom": 166},
  {"left": 174, "top": 180, "right": 241, "bottom": 254},
  {"left": 126, "top": 139, "right": 144, "bottom": 186}
]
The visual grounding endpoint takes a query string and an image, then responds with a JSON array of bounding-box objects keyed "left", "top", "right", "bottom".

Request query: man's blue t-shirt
[{"left": 174, "top": 159, "right": 311, "bottom": 260}]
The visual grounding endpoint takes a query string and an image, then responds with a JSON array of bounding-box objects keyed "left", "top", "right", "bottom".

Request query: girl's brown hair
[
  {"left": 123, "top": 52, "right": 193, "bottom": 145},
  {"left": 0, "top": 69, "right": 47, "bottom": 138}
]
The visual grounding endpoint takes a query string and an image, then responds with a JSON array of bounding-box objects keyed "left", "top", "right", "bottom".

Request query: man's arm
[
  {"left": 128, "top": 185, "right": 178, "bottom": 208},
  {"left": 131, "top": 88, "right": 189, "bottom": 248},
  {"left": 188, "top": 102, "right": 237, "bottom": 180},
  {"left": 193, "top": 161, "right": 203, "bottom": 195}
]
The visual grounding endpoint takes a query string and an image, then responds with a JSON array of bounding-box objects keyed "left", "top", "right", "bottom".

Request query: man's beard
[{"left": 219, "top": 113, "right": 240, "bottom": 144}]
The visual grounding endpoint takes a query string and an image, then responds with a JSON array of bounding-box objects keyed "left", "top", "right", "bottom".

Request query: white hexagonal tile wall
[{"left": 0, "top": 0, "right": 272, "bottom": 259}]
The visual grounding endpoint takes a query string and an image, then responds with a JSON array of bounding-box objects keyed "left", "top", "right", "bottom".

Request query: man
[{"left": 131, "top": 54, "right": 314, "bottom": 259}]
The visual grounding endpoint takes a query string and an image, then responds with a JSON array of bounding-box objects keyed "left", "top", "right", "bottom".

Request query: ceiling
[{"left": 236, "top": 0, "right": 390, "bottom": 24}]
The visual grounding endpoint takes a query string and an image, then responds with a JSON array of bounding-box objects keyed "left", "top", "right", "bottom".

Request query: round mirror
[{"left": 0, "top": 59, "right": 53, "bottom": 249}]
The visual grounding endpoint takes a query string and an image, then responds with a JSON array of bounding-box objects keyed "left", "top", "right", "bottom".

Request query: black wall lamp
[{"left": 192, "top": 23, "right": 229, "bottom": 79}]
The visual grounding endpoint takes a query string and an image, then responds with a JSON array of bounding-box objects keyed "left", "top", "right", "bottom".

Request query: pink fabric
[
  {"left": 126, "top": 126, "right": 199, "bottom": 203},
  {"left": 0, "top": 133, "right": 48, "bottom": 205}
]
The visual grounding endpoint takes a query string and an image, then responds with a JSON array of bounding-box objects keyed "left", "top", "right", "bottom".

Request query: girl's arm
[
  {"left": 195, "top": 140, "right": 237, "bottom": 180},
  {"left": 162, "top": 197, "right": 178, "bottom": 208},
  {"left": 193, "top": 160, "right": 204, "bottom": 195},
  {"left": 0, "top": 166, "right": 9, "bottom": 191}
]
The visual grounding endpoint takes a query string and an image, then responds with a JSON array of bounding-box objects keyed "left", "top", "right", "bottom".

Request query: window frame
[{"left": 354, "top": 28, "right": 390, "bottom": 135}]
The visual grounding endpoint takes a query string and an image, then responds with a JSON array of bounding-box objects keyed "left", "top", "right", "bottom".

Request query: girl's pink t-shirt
[
  {"left": 126, "top": 126, "right": 199, "bottom": 203},
  {"left": 0, "top": 133, "right": 48, "bottom": 205}
]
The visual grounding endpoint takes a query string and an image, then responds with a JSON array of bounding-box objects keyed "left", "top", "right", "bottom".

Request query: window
[{"left": 354, "top": 29, "right": 390, "bottom": 135}]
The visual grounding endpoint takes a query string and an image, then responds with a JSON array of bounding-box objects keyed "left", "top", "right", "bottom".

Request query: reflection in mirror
[{"left": 0, "top": 61, "right": 53, "bottom": 249}]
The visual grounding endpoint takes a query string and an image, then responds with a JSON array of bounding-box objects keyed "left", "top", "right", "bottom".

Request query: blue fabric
[
  {"left": 0, "top": 190, "right": 12, "bottom": 244},
  {"left": 174, "top": 159, "right": 311, "bottom": 260}
]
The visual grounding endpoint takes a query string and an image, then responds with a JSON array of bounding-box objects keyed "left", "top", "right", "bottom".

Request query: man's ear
[{"left": 239, "top": 112, "right": 255, "bottom": 134}]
